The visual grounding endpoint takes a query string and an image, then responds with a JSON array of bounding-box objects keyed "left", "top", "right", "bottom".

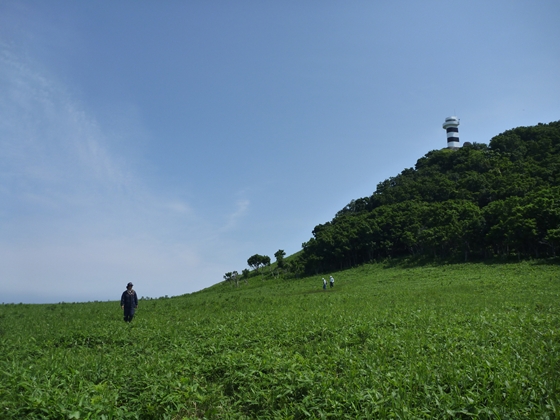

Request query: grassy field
[{"left": 1, "top": 260, "right": 559, "bottom": 419}]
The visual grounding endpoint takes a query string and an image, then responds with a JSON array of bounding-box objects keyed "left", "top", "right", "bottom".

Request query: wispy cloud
[
  {"left": 162, "top": 200, "right": 193, "bottom": 216},
  {"left": 0, "top": 44, "right": 230, "bottom": 303},
  {"left": 0, "top": 46, "right": 130, "bottom": 202},
  {"left": 221, "top": 198, "right": 250, "bottom": 231}
]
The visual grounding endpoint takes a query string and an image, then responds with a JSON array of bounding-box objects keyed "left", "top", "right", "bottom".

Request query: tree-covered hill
[{"left": 300, "top": 121, "right": 560, "bottom": 273}]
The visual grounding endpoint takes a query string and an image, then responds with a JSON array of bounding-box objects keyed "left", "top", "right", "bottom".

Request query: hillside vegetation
[
  {"left": 1, "top": 261, "right": 559, "bottom": 418},
  {"left": 298, "top": 121, "right": 560, "bottom": 274}
]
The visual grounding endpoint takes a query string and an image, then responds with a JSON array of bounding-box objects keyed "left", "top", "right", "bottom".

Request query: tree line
[{"left": 224, "top": 250, "right": 305, "bottom": 286}]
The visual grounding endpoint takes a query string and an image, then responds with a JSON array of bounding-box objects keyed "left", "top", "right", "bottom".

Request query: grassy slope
[{"left": 1, "top": 261, "right": 559, "bottom": 419}]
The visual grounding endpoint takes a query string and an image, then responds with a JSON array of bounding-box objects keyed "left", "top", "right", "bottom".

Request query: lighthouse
[{"left": 443, "top": 116, "right": 460, "bottom": 149}]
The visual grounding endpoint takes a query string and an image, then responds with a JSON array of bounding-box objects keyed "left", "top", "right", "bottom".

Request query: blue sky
[{"left": 1, "top": 1, "right": 559, "bottom": 303}]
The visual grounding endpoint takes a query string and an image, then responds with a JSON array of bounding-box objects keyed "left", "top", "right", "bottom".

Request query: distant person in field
[
  {"left": 323, "top": 278, "right": 327, "bottom": 291},
  {"left": 329, "top": 275, "right": 334, "bottom": 288},
  {"left": 121, "top": 282, "right": 138, "bottom": 322}
]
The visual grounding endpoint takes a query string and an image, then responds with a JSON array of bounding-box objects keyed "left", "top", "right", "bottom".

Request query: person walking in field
[
  {"left": 121, "top": 282, "right": 138, "bottom": 322},
  {"left": 329, "top": 275, "right": 334, "bottom": 288},
  {"left": 323, "top": 278, "right": 327, "bottom": 291}
]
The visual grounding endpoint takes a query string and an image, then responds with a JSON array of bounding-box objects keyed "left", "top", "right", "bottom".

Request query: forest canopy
[{"left": 300, "top": 121, "right": 560, "bottom": 273}]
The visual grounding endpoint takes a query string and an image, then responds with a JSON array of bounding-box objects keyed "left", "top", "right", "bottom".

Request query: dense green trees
[
  {"left": 223, "top": 271, "right": 240, "bottom": 286},
  {"left": 301, "top": 121, "right": 560, "bottom": 273},
  {"left": 228, "top": 122, "right": 559, "bottom": 280},
  {"left": 247, "top": 254, "right": 271, "bottom": 272},
  {"left": 274, "top": 250, "right": 286, "bottom": 269}
]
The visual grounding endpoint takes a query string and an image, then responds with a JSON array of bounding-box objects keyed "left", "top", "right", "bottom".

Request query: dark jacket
[{"left": 121, "top": 290, "right": 138, "bottom": 315}]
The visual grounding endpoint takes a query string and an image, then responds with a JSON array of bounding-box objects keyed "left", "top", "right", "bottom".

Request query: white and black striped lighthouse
[{"left": 442, "top": 116, "right": 460, "bottom": 149}]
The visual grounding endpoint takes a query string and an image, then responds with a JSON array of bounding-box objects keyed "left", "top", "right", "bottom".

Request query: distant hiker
[
  {"left": 121, "top": 282, "right": 138, "bottom": 322},
  {"left": 329, "top": 275, "right": 334, "bottom": 288},
  {"left": 323, "top": 278, "right": 327, "bottom": 291}
]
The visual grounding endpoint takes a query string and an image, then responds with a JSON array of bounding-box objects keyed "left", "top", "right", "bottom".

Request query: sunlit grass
[{"left": 1, "top": 261, "right": 559, "bottom": 418}]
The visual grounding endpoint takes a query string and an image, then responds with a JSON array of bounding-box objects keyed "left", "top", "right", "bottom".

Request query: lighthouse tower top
[
  {"left": 442, "top": 116, "right": 460, "bottom": 129},
  {"left": 443, "top": 116, "right": 460, "bottom": 149}
]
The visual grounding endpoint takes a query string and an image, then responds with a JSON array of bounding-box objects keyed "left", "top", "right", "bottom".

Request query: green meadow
[{"left": 1, "top": 261, "right": 559, "bottom": 419}]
